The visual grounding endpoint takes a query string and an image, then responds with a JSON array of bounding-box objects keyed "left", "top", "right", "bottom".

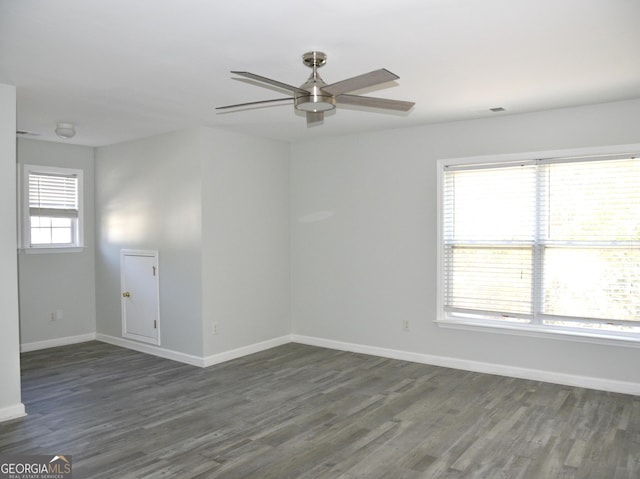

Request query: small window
[{"left": 21, "top": 165, "right": 84, "bottom": 251}]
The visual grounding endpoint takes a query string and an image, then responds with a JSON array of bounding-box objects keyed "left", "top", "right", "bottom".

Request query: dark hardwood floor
[{"left": 0, "top": 341, "right": 639, "bottom": 478}]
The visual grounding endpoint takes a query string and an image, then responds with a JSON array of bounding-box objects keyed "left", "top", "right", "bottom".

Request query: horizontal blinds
[
  {"left": 29, "top": 172, "right": 78, "bottom": 218},
  {"left": 444, "top": 245, "right": 533, "bottom": 315},
  {"left": 544, "top": 158, "right": 640, "bottom": 243},
  {"left": 541, "top": 158, "right": 639, "bottom": 322},
  {"left": 443, "top": 156, "right": 640, "bottom": 323},
  {"left": 443, "top": 164, "right": 537, "bottom": 315}
]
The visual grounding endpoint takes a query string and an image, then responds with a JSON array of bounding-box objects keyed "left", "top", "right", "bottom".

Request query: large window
[
  {"left": 438, "top": 150, "right": 640, "bottom": 341},
  {"left": 21, "top": 164, "right": 84, "bottom": 251}
]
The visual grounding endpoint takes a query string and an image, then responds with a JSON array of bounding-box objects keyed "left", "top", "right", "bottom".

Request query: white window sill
[
  {"left": 435, "top": 318, "right": 640, "bottom": 349},
  {"left": 18, "top": 246, "right": 85, "bottom": 255}
]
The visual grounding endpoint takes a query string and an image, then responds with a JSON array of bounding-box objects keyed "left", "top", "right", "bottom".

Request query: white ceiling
[{"left": 1, "top": 0, "right": 640, "bottom": 146}]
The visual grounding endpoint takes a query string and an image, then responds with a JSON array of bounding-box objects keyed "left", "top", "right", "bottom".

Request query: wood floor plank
[{"left": 1, "top": 341, "right": 639, "bottom": 478}]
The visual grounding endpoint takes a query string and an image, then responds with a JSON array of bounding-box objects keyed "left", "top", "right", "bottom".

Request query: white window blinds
[
  {"left": 28, "top": 172, "right": 79, "bottom": 219},
  {"left": 442, "top": 156, "right": 640, "bottom": 328}
]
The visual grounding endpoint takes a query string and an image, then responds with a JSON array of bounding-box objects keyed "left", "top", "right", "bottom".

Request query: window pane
[
  {"left": 31, "top": 216, "right": 51, "bottom": 227},
  {"left": 51, "top": 227, "right": 72, "bottom": 244},
  {"left": 29, "top": 216, "right": 75, "bottom": 245},
  {"left": 30, "top": 227, "right": 51, "bottom": 244},
  {"left": 445, "top": 246, "right": 533, "bottom": 314},
  {"left": 444, "top": 165, "right": 536, "bottom": 242},
  {"left": 51, "top": 217, "right": 72, "bottom": 227},
  {"left": 546, "top": 159, "right": 640, "bottom": 241},
  {"left": 543, "top": 247, "right": 640, "bottom": 322}
]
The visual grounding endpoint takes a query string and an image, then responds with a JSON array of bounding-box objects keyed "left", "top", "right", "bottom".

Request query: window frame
[
  {"left": 436, "top": 143, "right": 640, "bottom": 347},
  {"left": 19, "top": 164, "right": 84, "bottom": 254}
]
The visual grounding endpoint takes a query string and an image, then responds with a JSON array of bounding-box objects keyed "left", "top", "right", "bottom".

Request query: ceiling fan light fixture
[
  {"left": 55, "top": 122, "right": 76, "bottom": 139},
  {"left": 294, "top": 94, "right": 336, "bottom": 113}
]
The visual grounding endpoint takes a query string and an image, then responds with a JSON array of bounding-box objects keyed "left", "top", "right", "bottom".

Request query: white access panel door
[{"left": 121, "top": 250, "right": 160, "bottom": 345}]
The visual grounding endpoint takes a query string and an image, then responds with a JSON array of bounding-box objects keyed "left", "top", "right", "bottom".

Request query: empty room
[{"left": 1, "top": 1, "right": 639, "bottom": 477}]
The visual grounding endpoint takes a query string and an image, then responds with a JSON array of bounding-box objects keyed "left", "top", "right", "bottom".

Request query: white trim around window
[
  {"left": 436, "top": 143, "right": 640, "bottom": 347},
  {"left": 19, "top": 164, "right": 85, "bottom": 253}
]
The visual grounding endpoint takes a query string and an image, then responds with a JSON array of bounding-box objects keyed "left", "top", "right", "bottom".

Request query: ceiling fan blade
[
  {"left": 337, "top": 94, "right": 415, "bottom": 112},
  {"left": 216, "top": 97, "right": 294, "bottom": 110},
  {"left": 321, "top": 69, "right": 399, "bottom": 96},
  {"left": 306, "top": 111, "right": 324, "bottom": 125},
  {"left": 231, "top": 71, "right": 309, "bottom": 95}
]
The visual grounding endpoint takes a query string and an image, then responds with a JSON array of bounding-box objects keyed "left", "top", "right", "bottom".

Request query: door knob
[{"left": 122, "top": 291, "right": 131, "bottom": 298}]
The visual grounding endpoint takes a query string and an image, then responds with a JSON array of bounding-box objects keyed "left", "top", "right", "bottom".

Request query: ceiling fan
[{"left": 216, "top": 51, "right": 415, "bottom": 125}]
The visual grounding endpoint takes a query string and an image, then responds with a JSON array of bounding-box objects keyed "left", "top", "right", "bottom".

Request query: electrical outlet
[
  {"left": 211, "top": 322, "right": 218, "bottom": 335},
  {"left": 403, "top": 320, "right": 410, "bottom": 331},
  {"left": 49, "top": 312, "right": 56, "bottom": 322}
]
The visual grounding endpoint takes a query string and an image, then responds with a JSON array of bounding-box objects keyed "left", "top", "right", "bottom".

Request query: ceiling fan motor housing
[{"left": 295, "top": 52, "right": 336, "bottom": 112}]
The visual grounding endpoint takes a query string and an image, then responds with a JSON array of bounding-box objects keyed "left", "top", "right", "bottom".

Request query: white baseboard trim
[
  {"left": 23, "top": 331, "right": 639, "bottom": 395},
  {"left": 96, "top": 334, "right": 206, "bottom": 367},
  {"left": 291, "top": 334, "right": 640, "bottom": 396},
  {"left": 96, "top": 333, "right": 292, "bottom": 369},
  {"left": 21, "top": 333, "right": 97, "bottom": 353},
  {"left": 202, "top": 335, "right": 293, "bottom": 368},
  {"left": 0, "top": 403, "right": 27, "bottom": 423}
]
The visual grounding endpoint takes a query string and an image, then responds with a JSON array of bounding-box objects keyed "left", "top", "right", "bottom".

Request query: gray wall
[
  {"left": 95, "top": 127, "right": 291, "bottom": 358},
  {"left": 201, "top": 128, "right": 290, "bottom": 356},
  {"left": 0, "top": 84, "right": 23, "bottom": 421},
  {"left": 12, "top": 96, "right": 640, "bottom": 394},
  {"left": 290, "top": 99, "right": 640, "bottom": 384},
  {"left": 95, "top": 129, "right": 204, "bottom": 357},
  {"left": 17, "top": 139, "right": 96, "bottom": 346}
]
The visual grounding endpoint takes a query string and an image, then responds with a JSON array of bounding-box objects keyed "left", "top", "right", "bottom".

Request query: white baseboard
[
  {"left": 0, "top": 403, "right": 26, "bottom": 423},
  {"left": 291, "top": 334, "right": 640, "bottom": 396},
  {"left": 95, "top": 334, "right": 206, "bottom": 367},
  {"left": 202, "top": 335, "right": 292, "bottom": 367},
  {"left": 21, "top": 331, "right": 640, "bottom": 395},
  {"left": 20, "top": 333, "right": 97, "bottom": 352},
  {"left": 96, "top": 333, "right": 293, "bottom": 369}
]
